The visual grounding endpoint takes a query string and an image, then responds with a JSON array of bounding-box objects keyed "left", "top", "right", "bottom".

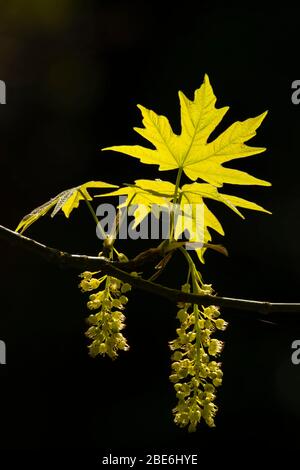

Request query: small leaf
[
  {"left": 16, "top": 181, "right": 117, "bottom": 233},
  {"left": 219, "top": 193, "right": 272, "bottom": 214},
  {"left": 203, "top": 243, "right": 228, "bottom": 257},
  {"left": 51, "top": 187, "right": 79, "bottom": 217},
  {"left": 16, "top": 195, "right": 61, "bottom": 233}
]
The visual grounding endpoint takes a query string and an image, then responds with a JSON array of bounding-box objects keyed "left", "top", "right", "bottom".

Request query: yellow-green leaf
[
  {"left": 219, "top": 193, "right": 271, "bottom": 214},
  {"left": 95, "top": 179, "right": 173, "bottom": 229},
  {"left": 177, "top": 182, "right": 270, "bottom": 262},
  {"left": 16, "top": 181, "right": 117, "bottom": 233},
  {"left": 103, "top": 74, "right": 270, "bottom": 187}
]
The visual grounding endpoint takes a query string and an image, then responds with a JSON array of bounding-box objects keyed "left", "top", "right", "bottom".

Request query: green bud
[
  {"left": 215, "top": 318, "right": 228, "bottom": 330},
  {"left": 119, "top": 295, "right": 128, "bottom": 305},
  {"left": 213, "top": 378, "right": 222, "bottom": 387},
  {"left": 99, "top": 343, "right": 107, "bottom": 353},
  {"left": 187, "top": 332, "right": 196, "bottom": 342},
  {"left": 112, "top": 299, "right": 123, "bottom": 309},
  {"left": 177, "top": 309, "right": 188, "bottom": 322},
  {"left": 176, "top": 391, "right": 185, "bottom": 400},
  {"left": 201, "top": 353, "right": 209, "bottom": 363},
  {"left": 80, "top": 271, "right": 93, "bottom": 280},
  {"left": 169, "top": 374, "right": 179, "bottom": 383},
  {"left": 121, "top": 283, "right": 132, "bottom": 293},
  {"left": 118, "top": 253, "right": 129, "bottom": 262},
  {"left": 204, "top": 383, "right": 215, "bottom": 393},
  {"left": 188, "top": 423, "right": 197, "bottom": 432},
  {"left": 172, "top": 351, "right": 183, "bottom": 361},
  {"left": 181, "top": 283, "right": 191, "bottom": 293}
]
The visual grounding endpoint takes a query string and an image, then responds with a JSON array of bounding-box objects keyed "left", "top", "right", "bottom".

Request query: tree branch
[{"left": 1, "top": 224, "right": 300, "bottom": 315}]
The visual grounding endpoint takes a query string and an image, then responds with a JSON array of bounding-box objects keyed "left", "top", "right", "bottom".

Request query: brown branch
[{"left": 1, "top": 224, "right": 300, "bottom": 315}]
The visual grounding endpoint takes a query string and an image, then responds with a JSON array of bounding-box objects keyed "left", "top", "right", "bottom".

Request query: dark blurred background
[{"left": 0, "top": 1, "right": 300, "bottom": 460}]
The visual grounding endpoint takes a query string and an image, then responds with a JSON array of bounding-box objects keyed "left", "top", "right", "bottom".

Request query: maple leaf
[
  {"left": 102, "top": 74, "right": 270, "bottom": 187},
  {"left": 95, "top": 179, "right": 174, "bottom": 229},
  {"left": 16, "top": 181, "right": 118, "bottom": 233}
]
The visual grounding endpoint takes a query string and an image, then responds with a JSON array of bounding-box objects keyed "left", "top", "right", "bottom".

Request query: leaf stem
[
  {"left": 79, "top": 190, "right": 100, "bottom": 227},
  {"left": 170, "top": 167, "right": 183, "bottom": 240},
  {"left": 173, "top": 167, "right": 183, "bottom": 205},
  {"left": 179, "top": 247, "right": 203, "bottom": 285},
  {"left": 190, "top": 259, "right": 204, "bottom": 372},
  {"left": 78, "top": 189, "right": 119, "bottom": 257},
  {"left": 113, "top": 193, "right": 136, "bottom": 240}
]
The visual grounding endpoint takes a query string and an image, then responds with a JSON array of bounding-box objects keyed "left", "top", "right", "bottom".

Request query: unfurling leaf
[
  {"left": 103, "top": 74, "right": 270, "bottom": 187},
  {"left": 16, "top": 181, "right": 118, "bottom": 233}
]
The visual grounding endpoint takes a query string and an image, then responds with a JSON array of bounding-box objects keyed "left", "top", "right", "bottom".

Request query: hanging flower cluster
[
  {"left": 79, "top": 271, "right": 131, "bottom": 360},
  {"left": 169, "top": 281, "right": 227, "bottom": 431}
]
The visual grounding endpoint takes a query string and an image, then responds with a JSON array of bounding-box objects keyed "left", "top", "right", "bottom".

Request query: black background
[{"left": 0, "top": 2, "right": 300, "bottom": 462}]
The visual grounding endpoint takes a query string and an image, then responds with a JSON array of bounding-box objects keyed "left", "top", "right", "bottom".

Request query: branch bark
[{"left": 1, "top": 224, "right": 300, "bottom": 315}]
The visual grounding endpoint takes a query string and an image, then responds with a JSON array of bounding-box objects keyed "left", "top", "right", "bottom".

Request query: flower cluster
[
  {"left": 79, "top": 271, "right": 131, "bottom": 359},
  {"left": 169, "top": 282, "right": 227, "bottom": 431}
]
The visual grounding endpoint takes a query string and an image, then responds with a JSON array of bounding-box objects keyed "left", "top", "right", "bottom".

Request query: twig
[{"left": 1, "top": 224, "right": 300, "bottom": 315}]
